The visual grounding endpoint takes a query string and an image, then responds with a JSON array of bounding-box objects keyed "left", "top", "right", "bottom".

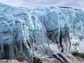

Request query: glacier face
[{"left": 0, "top": 3, "right": 84, "bottom": 59}]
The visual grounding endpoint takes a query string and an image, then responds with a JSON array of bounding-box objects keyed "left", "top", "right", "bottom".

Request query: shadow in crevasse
[{"left": 0, "top": 44, "right": 10, "bottom": 59}]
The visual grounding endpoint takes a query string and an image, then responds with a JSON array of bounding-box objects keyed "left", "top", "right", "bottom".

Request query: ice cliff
[{"left": 0, "top": 3, "right": 84, "bottom": 59}]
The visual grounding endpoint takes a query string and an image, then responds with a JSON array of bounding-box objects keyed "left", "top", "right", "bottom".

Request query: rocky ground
[
  {"left": 29, "top": 52, "right": 84, "bottom": 63},
  {"left": 0, "top": 53, "right": 84, "bottom": 63},
  {"left": 0, "top": 60, "right": 28, "bottom": 63}
]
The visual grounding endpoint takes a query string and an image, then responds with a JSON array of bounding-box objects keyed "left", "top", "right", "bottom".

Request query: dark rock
[{"left": 33, "top": 57, "right": 42, "bottom": 63}]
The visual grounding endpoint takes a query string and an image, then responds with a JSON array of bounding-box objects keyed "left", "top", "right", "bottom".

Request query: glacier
[{"left": 0, "top": 3, "right": 84, "bottom": 59}]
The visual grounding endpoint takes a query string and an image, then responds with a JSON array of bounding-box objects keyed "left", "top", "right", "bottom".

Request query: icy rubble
[{"left": 0, "top": 3, "right": 84, "bottom": 59}]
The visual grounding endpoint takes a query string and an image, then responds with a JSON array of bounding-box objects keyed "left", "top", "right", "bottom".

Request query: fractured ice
[{"left": 0, "top": 3, "right": 84, "bottom": 59}]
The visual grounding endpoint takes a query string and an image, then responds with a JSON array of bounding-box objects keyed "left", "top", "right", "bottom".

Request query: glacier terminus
[{"left": 0, "top": 3, "right": 84, "bottom": 59}]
